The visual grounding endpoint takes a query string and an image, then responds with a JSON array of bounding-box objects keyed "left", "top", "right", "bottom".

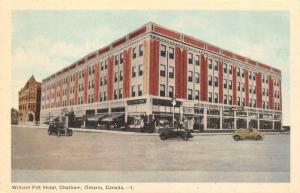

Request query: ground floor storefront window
[
  {"left": 237, "top": 118, "right": 247, "bottom": 129},
  {"left": 249, "top": 119, "right": 258, "bottom": 129},
  {"left": 274, "top": 121, "right": 281, "bottom": 130},
  {"left": 207, "top": 117, "right": 220, "bottom": 129},
  {"left": 260, "top": 120, "right": 272, "bottom": 130},
  {"left": 222, "top": 117, "right": 234, "bottom": 129},
  {"left": 194, "top": 115, "right": 204, "bottom": 131}
]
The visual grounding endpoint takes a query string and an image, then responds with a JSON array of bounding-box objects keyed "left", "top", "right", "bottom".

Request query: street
[{"left": 11, "top": 126, "right": 290, "bottom": 182}]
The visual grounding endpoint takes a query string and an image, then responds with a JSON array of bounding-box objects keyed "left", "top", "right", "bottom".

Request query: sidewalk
[{"left": 13, "top": 124, "right": 290, "bottom": 136}]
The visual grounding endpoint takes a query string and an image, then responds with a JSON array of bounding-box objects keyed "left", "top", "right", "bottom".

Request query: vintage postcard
[{"left": 1, "top": 0, "right": 299, "bottom": 193}]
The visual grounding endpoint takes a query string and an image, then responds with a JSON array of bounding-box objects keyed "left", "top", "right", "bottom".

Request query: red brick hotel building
[{"left": 40, "top": 22, "right": 282, "bottom": 131}]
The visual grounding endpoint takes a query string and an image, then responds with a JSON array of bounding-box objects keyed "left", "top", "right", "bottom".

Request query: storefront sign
[{"left": 127, "top": 99, "right": 147, "bottom": 105}]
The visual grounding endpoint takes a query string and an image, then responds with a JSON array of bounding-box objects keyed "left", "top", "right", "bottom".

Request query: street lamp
[{"left": 172, "top": 97, "right": 176, "bottom": 127}]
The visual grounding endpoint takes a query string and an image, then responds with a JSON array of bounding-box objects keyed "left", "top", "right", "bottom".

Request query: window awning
[
  {"left": 101, "top": 113, "right": 124, "bottom": 122},
  {"left": 87, "top": 114, "right": 107, "bottom": 121}
]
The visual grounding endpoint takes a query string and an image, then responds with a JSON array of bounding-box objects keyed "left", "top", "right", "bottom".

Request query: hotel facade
[{"left": 40, "top": 22, "right": 282, "bottom": 132}]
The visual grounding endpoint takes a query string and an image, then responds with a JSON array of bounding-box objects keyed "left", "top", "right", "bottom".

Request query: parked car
[
  {"left": 48, "top": 122, "right": 73, "bottom": 137},
  {"left": 159, "top": 128, "right": 193, "bottom": 141},
  {"left": 232, "top": 128, "right": 263, "bottom": 141}
]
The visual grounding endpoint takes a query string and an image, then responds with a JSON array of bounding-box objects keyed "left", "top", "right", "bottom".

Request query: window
[
  {"left": 169, "top": 86, "right": 174, "bottom": 98},
  {"left": 249, "top": 85, "right": 252, "bottom": 94},
  {"left": 119, "top": 88, "right": 123, "bottom": 98},
  {"left": 188, "top": 71, "right": 193, "bottom": 82},
  {"left": 195, "top": 90, "right": 199, "bottom": 100},
  {"left": 188, "top": 89, "right": 193, "bottom": 100},
  {"left": 104, "top": 92, "right": 107, "bottom": 101},
  {"left": 104, "top": 76, "right": 107, "bottom": 85},
  {"left": 214, "top": 62, "right": 218, "bottom": 71},
  {"left": 208, "top": 92, "right": 212, "bottom": 102},
  {"left": 253, "top": 99, "right": 256, "bottom": 107},
  {"left": 242, "top": 69, "right": 245, "bottom": 77},
  {"left": 188, "top": 53, "right": 193, "bottom": 64},
  {"left": 105, "top": 60, "right": 107, "bottom": 69},
  {"left": 254, "top": 86, "right": 256, "bottom": 94},
  {"left": 169, "top": 47, "right": 174, "bottom": 59},
  {"left": 160, "top": 64, "right": 166, "bottom": 77},
  {"left": 249, "top": 71, "right": 252, "bottom": 80},
  {"left": 228, "top": 80, "right": 232, "bottom": 90},
  {"left": 266, "top": 77, "right": 268, "bottom": 84},
  {"left": 169, "top": 66, "right": 174, "bottom": 78},
  {"left": 114, "top": 89, "right": 118, "bottom": 99},
  {"left": 160, "top": 84, "right": 165, "bottom": 97},
  {"left": 131, "top": 85, "right": 136, "bottom": 97},
  {"left": 132, "top": 66, "right": 136, "bottom": 78},
  {"left": 237, "top": 67, "right": 240, "bottom": 76},
  {"left": 119, "top": 70, "right": 123, "bottom": 81},
  {"left": 253, "top": 72, "right": 256, "bottom": 80},
  {"left": 208, "top": 59, "right": 213, "bottom": 69},
  {"left": 137, "top": 84, "right": 142, "bottom": 96},
  {"left": 208, "top": 75, "right": 212, "bottom": 86},
  {"left": 132, "top": 47, "right": 137, "bottom": 59},
  {"left": 249, "top": 99, "right": 252, "bottom": 107},
  {"left": 224, "top": 79, "right": 227, "bottom": 89},
  {"left": 214, "top": 77, "right": 218, "bottom": 87},
  {"left": 229, "top": 96, "right": 232, "bottom": 105},
  {"left": 242, "top": 98, "right": 245, "bottom": 106},
  {"left": 223, "top": 63, "right": 227, "bottom": 73},
  {"left": 263, "top": 88, "right": 265, "bottom": 96},
  {"left": 242, "top": 83, "right": 245, "bottom": 92},
  {"left": 138, "top": 64, "right": 143, "bottom": 76},
  {"left": 114, "top": 72, "right": 118, "bottom": 82},
  {"left": 228, "top": 65, "right": 232, "bottom": 74},
  {"left": 160, "top": 45, "right": 166, "bottom": 57},
  {"left": 214, "top": 93, "right": 218, "bottom": 103},
  {"left": 115, "top": 55, "right": 119, "bottom": 65},
  {"left": 194, "top": 72, "right": 199, "bottom": 83},
  {"left": 139, "top": 44, "right": 143, "bottom": 56},
  {"left": 120, "top": 53, "right": 124, "bottom": 64},
  {"left": 224, "top": 95, "right": 227, "bottom": 104},
  {"left": 101, "top": 62, "right": 104, "bottom": 71},
  {"left": 195, "top": 55, "right": 200, "bottom": 66},
  {"left": 262, "top": 75, "right": 265, "bottom": 83}
]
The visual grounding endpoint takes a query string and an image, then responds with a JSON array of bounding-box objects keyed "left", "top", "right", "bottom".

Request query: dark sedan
[{"left": 159, "top": 128, "right": 193, "bottom": 141}]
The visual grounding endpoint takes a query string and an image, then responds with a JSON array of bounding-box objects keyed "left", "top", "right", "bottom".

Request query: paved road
[{"left": 11, "top": 126, "right": 289, "bottom": 182}]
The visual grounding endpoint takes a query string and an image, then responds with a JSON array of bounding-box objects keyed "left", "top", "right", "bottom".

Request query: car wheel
[
  {"left": 233, "top": 135, "right": 240, "bottom": 141},
  {"left": 48, "top": 130, "right": 52, "bottom": 136},
  {"left": 183, "top": 135, "right": 189, "bottom": 141},
  {"left": 160, "top": 135, "right": 167, "bottom": 140},
  {"left": 255, "top": 135, "right": 262, "bottom": 140}
]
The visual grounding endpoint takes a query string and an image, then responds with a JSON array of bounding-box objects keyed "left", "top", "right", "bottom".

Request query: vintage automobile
[
  {"left": 232, "top": 128, "right": 263, "bottom": 141},
  {"left": 48, "top": 122, "right": 73, "bottom": 137},
  {"left": 159, "top": 128, "right": 193, "bottom": 141}
]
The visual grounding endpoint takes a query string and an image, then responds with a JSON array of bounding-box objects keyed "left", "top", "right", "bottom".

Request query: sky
[{"left": 11, "top": 10, "right": 290, "bottom": 125}]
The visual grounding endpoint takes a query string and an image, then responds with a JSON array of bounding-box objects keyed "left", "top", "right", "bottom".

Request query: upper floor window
[
  {"left": 160, "top": 84, "right": 165, "bottom": 97},
  {"left": 208, "top": 75, "right": 212, "bottom": 86},
  {"left": 228, "top": 65, "right": 232, "bottom": 74},
  {"left": 138, "top": 84, "right": 143, "bottom": 96},
  {"left": 132, "top": 66, "right": 136, "bottom": 78},
  {"left": 169, "top": 47, "right": 174, "bottom": 59},
  {"left": 160, "top": 45, "right": 166, "bottom": 57},
  {"left": 208, "top": 92, "right": 212, "bottom": 103},
  {"left": 228, "top": 80, "right": 232, "bottom": 90},
  {"left": 194, "top": 72, "right": 199, "bottom": 83},
  {"left": 214, "top": 77, "right": 218, "bottom": 87},
  {"left": 223, "top": 63, "right": 227, "bottom": 73},
  {"left": 214, "top": 93, "right": 218, "bottom": 103},
  {"left": 208, "top": 59, "right": 213, "bottom": 69},
  {"left": 169, "top": 66, "right": 174, "bottom": 78},
  {"left": 195, "top": 90, "right": 199, "bottom": 100},
  {"left": 188, "top": 53, "right": 193, "bottom": 64},
  {"left": 120, "top": 53, "right": 124, "bottom": 64},
  {"left": 119, "top": 70, "right": 123, "bottom": 81},
  {"left": 138, "top": 64, "right": 143, "bottom": 76},
  {"left": 188, "top": 89, "right": 193, "bottom": 100},
  {"left": 224, "top": 95, "right": 228, "bottom": 104},
  {"left": 119, "top": 88, "right": 123, "bottom": 99},
  {"left": 114, "top": 72, "right": 118, "bottom": 82},
  {"left": 132, "top": 47, "right": 137, "bottom": 59},
  {"left": 139, "top": 44, "right": 144, "bottom": 56},
  {"left": 229, "top": 96, "right": 232, "bottom": 105},
  {"left": 115, "top": 55, "right": 119, "bottom": 65},
  {"left": 195, "top": 55, "right": 200, "bottom": 66},
  {"left": 160, "top": 64, "right": 166, "bottom": 77},
  {"left": 224, "top": 79, "right": 227, "bottom": 89},
  {"left": 214, "top": 61, "right": 218, "bottom": 71},
  {"left": 242, "top": 69, "right": 245, "bottom": 77},
  {"left": 188, "top": 71, "right": 193, "bottom": 82},
  {"left": 237, "top": 67, "right": 240, "bottom": 76},
  {"left": 169, "top": 86, "right": 174, "bottom": 98},
  {"left": 131, "top": 85, "right": 136, "bottom": 97}
]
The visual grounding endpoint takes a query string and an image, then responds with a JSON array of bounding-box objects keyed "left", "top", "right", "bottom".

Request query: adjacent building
[
  {"left": 40, "top": 22, "right": 282, "bottom": 131},
  {"left": 18, "top": 75, "right": 41, "bottom": 123}
]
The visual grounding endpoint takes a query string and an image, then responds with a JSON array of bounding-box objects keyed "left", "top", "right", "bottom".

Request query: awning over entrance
[
  {"left": 87, "top": 114, "right": 107, "bottom": 122},
  {"left": 102, "top": 113, "right": 124, "bottom": 122}
]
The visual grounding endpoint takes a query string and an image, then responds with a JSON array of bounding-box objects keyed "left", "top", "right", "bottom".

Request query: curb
[{"left": 13, "top": 125, "right": 289, "bottom": 136}]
